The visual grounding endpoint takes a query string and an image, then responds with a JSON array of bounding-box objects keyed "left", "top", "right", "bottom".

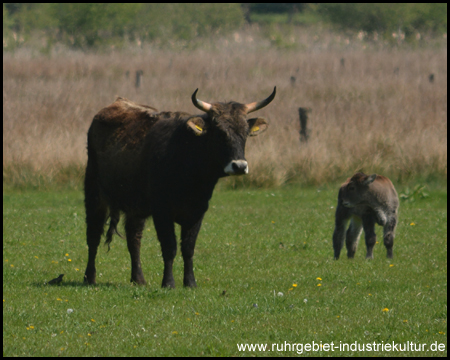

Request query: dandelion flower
[
  {"left": 410, "top": 222, "right": 415, "bottom": 226},
  {"left": 316, "top": 277, "right": 322, "bottom": 281},
  {"left": 65, "top": 253, "right": 69, "bottom": 256},
  {"left": 91, "top": 319, "right": 95, "bottom": 322},
  {"left": 317, "top": 284, "right": 322, "bottom": 287},
  {"left": 389, "top": 264, "right": 394, "bottom": 267},
  {"left": 382, "top": 308, "right": 389, "bottom": 312},
  {"left": 172, "top": 331, "right": 178, "bottom": 335},
  {"left": 292, "top": 284, "right": 297, "bottom": 287}
]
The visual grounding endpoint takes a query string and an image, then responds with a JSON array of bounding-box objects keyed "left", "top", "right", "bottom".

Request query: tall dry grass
[{"left": 3, "top": 27, "right": 447, "bottom": 188}]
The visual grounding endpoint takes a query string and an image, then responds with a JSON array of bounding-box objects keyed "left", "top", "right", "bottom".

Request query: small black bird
[{"left": 47, "top": 274, "right": 64, "bottom": 285}]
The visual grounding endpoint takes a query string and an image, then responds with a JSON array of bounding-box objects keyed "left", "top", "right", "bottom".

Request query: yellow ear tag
[
  {"left": 195, "top": 125, "right": 203, "bottom": 132},
  {"left": 252, "top": 126, "right": 260, "bottom": 132}
]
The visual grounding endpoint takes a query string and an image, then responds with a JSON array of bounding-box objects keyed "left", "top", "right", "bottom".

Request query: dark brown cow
[
  {"left": 84, "top": 88, "right": 276, "bottom": 287},
  {"left": 332, "top": 172, "right": 399, "bottom": 259}
]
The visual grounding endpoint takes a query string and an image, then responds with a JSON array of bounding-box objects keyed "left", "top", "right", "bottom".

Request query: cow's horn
[
  {"left": 245, "top": 87, "right": 276, "bottom": 114},
  {"left": 191, "top": 89, "right": 212, "bottom": 112}
]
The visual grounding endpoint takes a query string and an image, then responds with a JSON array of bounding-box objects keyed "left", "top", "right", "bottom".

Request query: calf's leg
[
  {"left": 362, "top": 214, "right": 377, "bottom": 259},
  {"left": 333, "top": 205, "right": 351, "bottom": 260},
  {"left": 346, "top": 216, "right": 363, "bottom": 258},
  {"left": 383, "top": 216, "right": 397, "bottom": 259}
]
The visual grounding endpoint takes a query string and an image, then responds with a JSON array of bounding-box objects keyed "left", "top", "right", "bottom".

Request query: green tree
[
  {"left": 318, "top": 3, "right": 447, "bottom": 36},
  {"left": 51, "top": 3, "right": 140, "bottom": 48},
  {"left": 132, "top": 4, "right": 244, "bottom": 42}
]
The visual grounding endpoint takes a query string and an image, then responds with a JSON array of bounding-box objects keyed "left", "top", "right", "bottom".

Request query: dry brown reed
[{"left": 3, "top": 27, "right": 447, "bottom": 188}]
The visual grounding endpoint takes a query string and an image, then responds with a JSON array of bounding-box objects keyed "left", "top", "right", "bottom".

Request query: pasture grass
[{"left": 3, "top": 185, "right": 447, "bottom": 356}]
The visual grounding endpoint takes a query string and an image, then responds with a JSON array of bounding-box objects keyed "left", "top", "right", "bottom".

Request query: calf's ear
[
  {"left": 363, "top": 174, "right": 377, "bottom": 185},
  {"left": 187, "top": 117, "right": 207, "bottom": 136},
  {"left": 247, "top": 117, "right": 268, "bottom": 136}
]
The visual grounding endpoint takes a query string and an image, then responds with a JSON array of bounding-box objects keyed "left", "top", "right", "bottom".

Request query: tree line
[{"left": 3, "top": 3, "right": 447, "bottom": 49}]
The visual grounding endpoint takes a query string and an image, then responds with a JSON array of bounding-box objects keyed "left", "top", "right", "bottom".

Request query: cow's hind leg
[
  {"left": 153, "top": 213, "right": 177, "bottom": 288},
  {"left": 346, "top": 216, "right": 363, "bottom": 258},
  {"left": 84, "top": 169, "right": 107, "bottom": 284},
  {"left": 181, "top": 216, "right": 204, "bottom": 288},
  {"left": 125, "top": 215, "right": 147, "bottom": 285}
]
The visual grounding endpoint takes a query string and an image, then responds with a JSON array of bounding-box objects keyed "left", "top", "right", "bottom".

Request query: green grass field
[{"left": 3, "top": 185, "right": 447, "bottom": 356}]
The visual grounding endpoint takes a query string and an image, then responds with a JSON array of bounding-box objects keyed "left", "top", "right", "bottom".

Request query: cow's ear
[
  {"left": 247, "top": 117, "right": 268, "bottom": 136},
  {"left": 364, "top": 174, "right": 377, "bottom": 185},
  {"left": 187, "top": 117, "right": 207, "bottom": 136}
]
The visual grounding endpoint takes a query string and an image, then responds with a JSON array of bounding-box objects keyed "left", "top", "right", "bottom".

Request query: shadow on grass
[{"left": 33, "top": 281, "right": 137, "bottom": 288}]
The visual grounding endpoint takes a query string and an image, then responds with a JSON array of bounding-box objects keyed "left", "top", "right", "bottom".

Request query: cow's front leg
[
  {"left": 181, "top": 215, "right": 204, "bottom": 288},
  {"left": 153, "top": 213, "right": 177, "bottom": 288}
]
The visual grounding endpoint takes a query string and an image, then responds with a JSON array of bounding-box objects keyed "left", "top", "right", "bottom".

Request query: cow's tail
[{"left": 105, "top": 209, "right": 122, "bottom": 252}]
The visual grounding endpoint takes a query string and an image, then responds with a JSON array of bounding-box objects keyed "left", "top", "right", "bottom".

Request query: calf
[{"left": 332, "top": 172, "right": 399, "bottom": 259}]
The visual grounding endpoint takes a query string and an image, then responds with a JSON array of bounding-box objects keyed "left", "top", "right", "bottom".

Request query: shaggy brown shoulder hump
[
  {"left": 94, "top": 97, "right": 158, "bottom": 124},
  {"left": 91, "top": 98, "right": 160, "bottom": 151}
]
